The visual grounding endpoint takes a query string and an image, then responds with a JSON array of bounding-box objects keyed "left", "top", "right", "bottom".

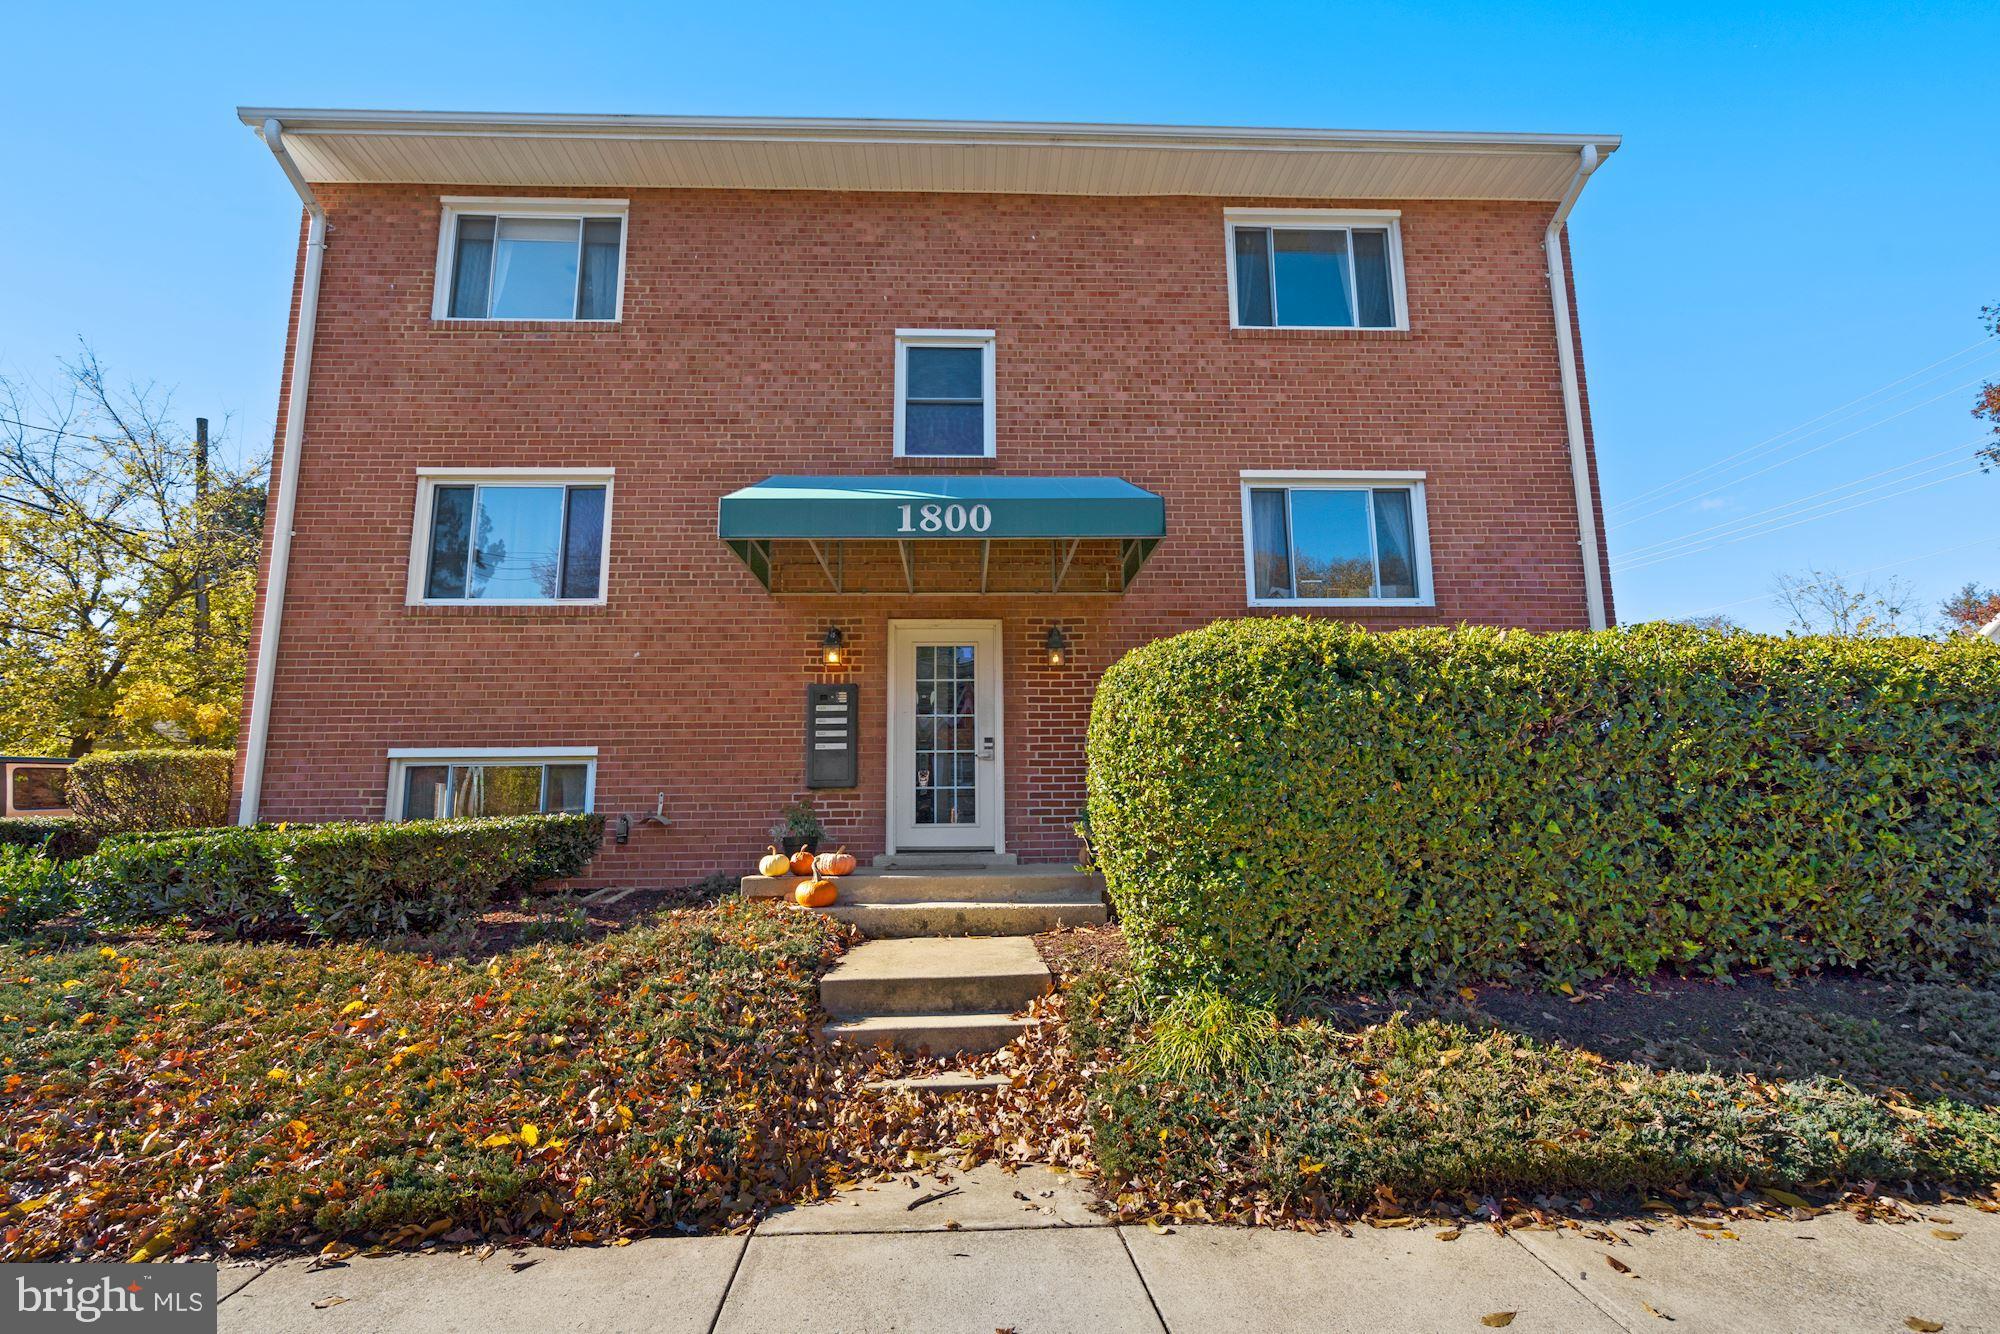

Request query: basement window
[
  {"left": 386, "top": 750, "right": 595, "bottom": 820},
  {"left": 1226, "top": 210, "right": 1406, "bottom": 330},
  {"left": 433, "top": 199, "right": 627, "bottom": 321}
]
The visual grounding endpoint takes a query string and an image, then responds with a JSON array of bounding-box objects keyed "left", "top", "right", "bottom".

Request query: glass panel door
[
  {"left": 914, "top": 643, "right": 978, "bottom": 826},
  {"left": 890, "top": 621, "right": 1001, "bottom": 852}
]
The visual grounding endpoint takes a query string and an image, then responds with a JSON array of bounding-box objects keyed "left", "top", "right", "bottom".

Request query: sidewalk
[{"left": 218, "top": 1164, "right": 2000, "bottom": 1333}]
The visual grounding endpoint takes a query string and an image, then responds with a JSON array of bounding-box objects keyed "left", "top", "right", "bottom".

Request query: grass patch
[
  {"left": 1094, "top": 1003, "right": 2000, "bottom": 1225},
  {"left": 0, "top": 900, "right": 849, "bottom": 1260}
]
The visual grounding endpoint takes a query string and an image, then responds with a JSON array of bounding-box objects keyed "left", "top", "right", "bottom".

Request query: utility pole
[{"left": 194, "top": 416, "right": 210, "bottom": 653}]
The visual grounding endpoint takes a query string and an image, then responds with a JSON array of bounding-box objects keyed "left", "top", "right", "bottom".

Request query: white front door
[{"left": 887, "top": 620, "right": 1004, "bottom": 853}]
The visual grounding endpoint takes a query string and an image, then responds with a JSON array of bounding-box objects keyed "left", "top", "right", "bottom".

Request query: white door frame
[{"left": 885, "top": 618, "right": 1005, "bottom": 855}]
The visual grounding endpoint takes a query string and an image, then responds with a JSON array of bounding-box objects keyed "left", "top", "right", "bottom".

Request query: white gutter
[
  {"left": 1545, "top": 143, "right": 1609, "bottom": 631},
  {"left": 238, "top": 118, "right": 328, "bottom": 825}
]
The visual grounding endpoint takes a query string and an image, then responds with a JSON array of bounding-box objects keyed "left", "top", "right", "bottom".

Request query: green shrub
[
  {"left": 484, "top": 813, "right": 605, "bottom": 891},
  {"left": 74, "top": 830, "right": 287, "bottom": 937},
  {"left": 1086, "top": 619, "right": 2000, "bottom": 997},
  {"left": 276, "top": 820, "right": 529, "bottom": 938},
  {"left": 65, "top": 749, "right": 234, "bottom": 832},
  {"left": 1093, "top": 1016, "right": 2000, "bottom": 1216},
  {"left": 0, "top": 817, "right": 101, "bottom": 860},
  {"left": 0, "top": 846, "right": 71, "bottom": 935}
]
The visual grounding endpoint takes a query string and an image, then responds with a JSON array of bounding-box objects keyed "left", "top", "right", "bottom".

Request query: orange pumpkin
[
  {"left": 794, "top": 875, "right": 838, "bottom": 909},
  {"left": 758, "top": 846, "right": 792, "bottom": 878},
  {"left": 788, "top": 848, "right": 817, "bottom": 875},
  {"left": 813, "top": 846, "right": 857, "bottom": 877}
]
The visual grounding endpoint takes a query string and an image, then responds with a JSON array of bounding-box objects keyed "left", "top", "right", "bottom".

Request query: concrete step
[
  {"left": 863, "top": 1072, "right": 1014, "bottom": 1095},
  {"left": 822, "top": 1012, "right": 1037, "bottom": 1056},
  {"left": 823, "top": 897, "right": 1106, "bottom": 938},
  {"left": 871, "top": 851, "right": 1019, "bottom": 869},
  {"left": 741, "top": 865, "right": 1100, "bottom": 904},
  {"left": 821, "top": 937, "right": 1050, "bottom": 1017}
]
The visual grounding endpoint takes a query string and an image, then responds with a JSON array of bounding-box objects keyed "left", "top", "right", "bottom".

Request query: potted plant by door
[{"left": 772, "top": 798, "right": 826, "bottom": 857}]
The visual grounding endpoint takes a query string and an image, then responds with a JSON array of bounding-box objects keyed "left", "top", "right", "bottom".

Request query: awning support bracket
[
  {"left": 1052, "top": 538, "right": 1081, "bottom": 593},
  {"left": 979, "top": 539, "right": 991, "bottom": 594},
  {"left": 807, "top": 539, "right": 841, "bottom": 593},
  {"left": 898, "top": 540, "right": 915, "bottom": 593}
]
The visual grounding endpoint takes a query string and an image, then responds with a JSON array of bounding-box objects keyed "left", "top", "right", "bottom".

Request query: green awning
[{"left": 719, "top": 475, "right": 1164, "bottom": 595}]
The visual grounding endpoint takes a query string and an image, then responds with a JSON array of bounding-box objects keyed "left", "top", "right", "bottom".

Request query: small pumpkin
[
  {"left": 813, "top": 846, "right": 857, "bottom": 877},
  {"left": 758, "top": 846, "right": 792, "bottom": 878},
  {"left": 794, "top": 875, "right": 837, "bottom": 909},
  {"left": 788, "top": 848, "right": 817, "bottom": 876}
]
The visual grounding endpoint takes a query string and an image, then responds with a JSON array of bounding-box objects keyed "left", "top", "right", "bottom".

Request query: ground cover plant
[
  {"left": 1087, "top": 619, "right": 2000, "bottom": 997},
  {"left": 0, "top": 900, "right": 850, "bottom": 1260}
]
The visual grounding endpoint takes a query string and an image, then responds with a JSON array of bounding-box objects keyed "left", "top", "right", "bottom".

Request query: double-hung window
[
  {"left": 434, "top": 199, "right": 627, "bottom": 321},
  {"left": 1242, "top": 472, "right": 1432, "bottom": 606},
  {"left": 386, "top": 749, "right": 595, "bottom": 820},
  {"left": 408, "top": 469, "right": 613, "bottom": 605},
  {"left": 894, "top": 330, "right": 996, "bottom": 458},
  {"left": 1227, "top": 210, "right": 1405, "bottom": 330}
]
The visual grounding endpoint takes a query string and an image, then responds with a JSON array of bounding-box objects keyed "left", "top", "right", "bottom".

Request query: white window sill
[
  {"left": 1229, "top": 323, "right": 1409, "bottom": 334},
  {"left": 1249, "top": 597, "right": 1434, "bottom": 609},
  {"left": 406, "top": 598, "right": 609, "bottom": 609},
  {"left": 430, "top": 318, "right": 621, "bottom": 327}
]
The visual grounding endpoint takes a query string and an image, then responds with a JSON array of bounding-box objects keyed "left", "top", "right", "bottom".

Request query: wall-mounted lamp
[
  {"left": 1045, "top": 625, "right": 1069, "bottom": 667},
  {"left": 821, "top": 626, "right": 846, "bottom": 666}
]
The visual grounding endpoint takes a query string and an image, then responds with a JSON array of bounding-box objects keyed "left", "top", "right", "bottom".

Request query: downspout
[
  {"left": 239, "top": 118, "right": 327, "bottom": 825},
  {"left": 1545, "top": 143, "right": 1608, "bottom": 630}
]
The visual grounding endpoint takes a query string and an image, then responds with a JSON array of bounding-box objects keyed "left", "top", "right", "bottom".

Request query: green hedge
[
  {"left": 75, "top": 831, "right": 288, "bottom": 937},
  {"left": 0, "top": 846, "right": 72, "bottom": 936},
  {"left": 1085, "top": 619, "right": 2000, "bottom": 996},
  {"left": 277, "top": 815, "right": 604, "bottom": 939},
  {"left": 64, "top": 749, "right": 234, "bottom": 832},
  {"left": 0, "top": 817, "right": 100, "bottom": 860}
]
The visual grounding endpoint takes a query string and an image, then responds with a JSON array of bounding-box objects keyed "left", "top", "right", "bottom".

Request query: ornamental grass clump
[{"left": 1086, "top": 619, "right": 2000, "bottom": 997}]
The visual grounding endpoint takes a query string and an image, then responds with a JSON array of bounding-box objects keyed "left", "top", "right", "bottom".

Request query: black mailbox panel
[{"left": 806, "top": 684, "right": 858, "bottom": 789}]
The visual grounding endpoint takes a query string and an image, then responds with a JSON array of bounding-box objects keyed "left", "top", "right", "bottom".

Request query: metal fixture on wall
[
  {"left": 1045, "top": 625, "right": 1068, "bottom": 666},
  {"left": 821, "top": 626, "right": 846, "bottom": 666}
]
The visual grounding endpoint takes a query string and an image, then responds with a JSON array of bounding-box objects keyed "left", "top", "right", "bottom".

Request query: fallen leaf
[
  {"left": 1763, "top": 1189, "right": 1816, "bottom": 1211},
  {"left": 520, "top": 1123, "right": 540, "bottom": 1147},
  {"left": 1932, "top": 1230, "right": 1964, "bottom": 1241},
  {"left": 1905, "top": 1320, "right": 1943, "bottom": 1332},
  {"left": 1436, "top": 1228, "right": 1462, "bottom": 1242},
  {"left": 1481, "top": 1314, "right": 1517, "bottom": 1328},
  {"left": 509, "top": 1259, "right": 539, "bottom": 1273},
  {"left": 312, "top": 1297, "right": 349, "bottom": 1310},
  {"left": 1640, "top": 1299, "right": 1675, "bottom": 1321},
  {"left": 1606, "top": 1255, "right": 1634, "bottom": 1275}
]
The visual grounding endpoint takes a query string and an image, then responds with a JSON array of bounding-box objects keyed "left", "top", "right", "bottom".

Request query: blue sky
[{"left": 3, "top": 0, "right": 1995, "bottom": 631}]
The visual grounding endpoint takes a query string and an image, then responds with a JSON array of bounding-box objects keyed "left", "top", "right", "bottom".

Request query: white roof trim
[{"left": 237, "top": 109, "right": 1620, "bottom": 202}]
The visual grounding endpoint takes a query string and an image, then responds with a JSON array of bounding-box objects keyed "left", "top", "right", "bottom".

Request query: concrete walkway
[{"left": 218, "top": 1165, "right": 2000, "bottom": 1333}]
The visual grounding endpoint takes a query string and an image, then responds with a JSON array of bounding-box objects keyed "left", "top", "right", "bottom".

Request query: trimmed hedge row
[
  {"left": 0, "top": 817, "right": 101, "bottom": 860},
  {"left": 1085, "top": 619, "right": 2000, "bottom": 996},
  {"left": 64, "top": 749, "right": 234, "bottom": 832},
  {"left": 1, "top": 815, "right": 604, "bottom": 939}
]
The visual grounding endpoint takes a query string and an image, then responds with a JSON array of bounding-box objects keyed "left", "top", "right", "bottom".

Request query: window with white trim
[
  {"left": 386, "top": 750, "right": 595, "bottom": 820},
  {"left": 434, "top": 199, "right": 627, "bottom": 321},
  {"left": 1242, "top": 474, "right": 1432, "bottom": 605},
  {"left": 408, "top": 470, "right": 613, "bottom": 605},
  {"left": 894, "top": 330, "right": 995, "bottom": 458},
  {"left": 1227, "top": 210, "right": 1405, "bottom": 329}
]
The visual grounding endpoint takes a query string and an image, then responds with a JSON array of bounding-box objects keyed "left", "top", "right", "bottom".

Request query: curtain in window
[
  {"left": 1352, "top": 229, "right": 1395, "bottom": 328},
  {"left": 1248, "top": 488, "right": 1292, "bottom": 597},
  {"left": 577, "top": 219, "right": 620, "bottom": 320},
  {"left": 449, "top": 217, "right": 495, "bottom": 318},
  {"left": 1373, "top": 488, "right": 1419, "bottom": 598},
  {"left": 424, "top": 486, "right": 475, "bottom": 598},
  {"left": 1234, "top": 228, "right": 1274, "bottom": 326},
  {"left": 560, "top": 486, "right": 606, "bottom": 599}
]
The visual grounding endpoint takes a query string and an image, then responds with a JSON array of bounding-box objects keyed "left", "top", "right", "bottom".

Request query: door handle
[{"left": 979, "top": 737, "right": 995, "bottom": 761}]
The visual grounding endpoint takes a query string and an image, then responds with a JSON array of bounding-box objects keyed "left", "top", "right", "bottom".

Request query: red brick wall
[{"left": 235, "top": 186, "right": 1613, "bottom": 883}]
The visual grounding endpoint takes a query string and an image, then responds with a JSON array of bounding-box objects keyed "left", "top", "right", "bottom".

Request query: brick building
[{"left": 232, "top": 110, "right": 1618, "bottom": 884}]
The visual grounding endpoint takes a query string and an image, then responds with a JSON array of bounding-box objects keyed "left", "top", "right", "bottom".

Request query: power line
[
  {"left": 1606, "top": 335, "right": 2000, "bottom": 517},
  {"left": 1612, "top": 443, "right": 1979, "bottom": 564},
  {"left": 1611, "top": 375, "right": 1994, "bottom": 530},
  {"left": 1674, "top": 534, "right": 1998, "bottom": 619},
  {"left": 1614, "top": 467, "right": 1985, "bottom": 575}
]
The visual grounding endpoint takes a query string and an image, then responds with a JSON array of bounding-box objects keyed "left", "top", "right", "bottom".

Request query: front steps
[
  {"left": 740, "top": 865, "right": 1107, "bottom": 938},
  {"left": 818, "top": 936, "right": 1050, "bottom": 1056},
  {"left": 741, "top": 863, "right": 1105, "bottom": 1058}
]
